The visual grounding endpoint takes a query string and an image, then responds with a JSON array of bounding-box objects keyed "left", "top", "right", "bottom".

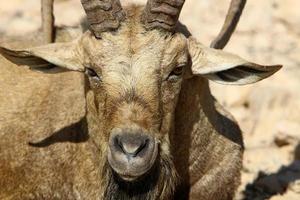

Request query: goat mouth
[
  {"left": 107, "top": 140, "right": 159, "bottom": 182},
  {"left": 104, "top": 153, "right": 177, "bottom": 200},
  {"left": 111, "top": 157, "right": 160, "bottom": 183},
  {"left": 116, "top": 169, "right": 155, "bottom": 182},
  {"left": 118, "top": 174, "right": 138, "bottom": 182}
]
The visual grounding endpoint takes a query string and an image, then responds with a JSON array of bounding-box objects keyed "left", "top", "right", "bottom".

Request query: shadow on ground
[{"left": 242, "top": 143, "right": 300, "bottom": 200}]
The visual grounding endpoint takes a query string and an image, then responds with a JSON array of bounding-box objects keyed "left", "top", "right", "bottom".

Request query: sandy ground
[{"left": 1, "top": 0, "right": 300, "bottom": 199}]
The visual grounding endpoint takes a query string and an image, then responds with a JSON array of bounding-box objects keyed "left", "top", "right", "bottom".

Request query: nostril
[
  {"left": 113, "top": 136, "right": 123, "bottom": 152},
  {"left": 115, "top": 135, "right": 150, "bottom": 157},
  {"left": 123, "top": 139, "right": 149, "bottom": 157}
]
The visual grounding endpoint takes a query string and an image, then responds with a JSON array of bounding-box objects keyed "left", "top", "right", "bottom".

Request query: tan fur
[
  {"left": 173, "top": 77, "right": 243, "bottom": 199},
  {"left": 0, "top": 5, "right": 280, "bottom": 200}
]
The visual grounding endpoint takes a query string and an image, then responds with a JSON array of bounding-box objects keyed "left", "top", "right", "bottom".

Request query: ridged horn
[
  {"left": 80, "top": 0, "right": 126, "bottom": 38},
  {"left": 41, "top": 0, "right": 54, "bottom": 43},
  {"left": 141, "top": 0, "right": 186, "bottom": 32},
  {"left": 210, "top": 0, "right": 247, "bottom": 49}
]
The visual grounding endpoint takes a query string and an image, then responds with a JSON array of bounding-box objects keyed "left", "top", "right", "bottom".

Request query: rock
[
  {"left": 270, "top": 190, "right": 300, "bottom": 200},
  {"left": 274, "top": 122, "right": 300, "bottom": 147},
  {"left": 243, "top": 147, "right": 292, "bottom": 174},
  {"left": 289, "top": 180, "right": 300, "bottom": 194}
]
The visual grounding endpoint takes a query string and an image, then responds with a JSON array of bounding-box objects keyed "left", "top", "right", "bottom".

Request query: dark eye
[
  {"left": 171, "top": 65, "right": 184, "bottom": 76},
  {"left": 85, "top": 67, "right": 102, "bottom": 83},
  {"left": 168, "top": 65, "right": 185, "bottom": 81},
  {"left": 85, "top": 67, "right": 98, "bottom": 77}
]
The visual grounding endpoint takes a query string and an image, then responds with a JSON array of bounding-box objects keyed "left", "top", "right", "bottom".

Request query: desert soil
[{"left": 0, "top": 0, "right": 299, "bottom": 199}]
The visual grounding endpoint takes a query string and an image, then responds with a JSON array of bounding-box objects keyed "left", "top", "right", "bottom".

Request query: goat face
[{"left": 81, "top": 21, "right": 188, "bottom": 181}]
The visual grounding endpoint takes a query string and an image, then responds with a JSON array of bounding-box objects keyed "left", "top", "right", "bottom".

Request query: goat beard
[{"left": 102, "top": 154, "right": 178, "bottom": 200}]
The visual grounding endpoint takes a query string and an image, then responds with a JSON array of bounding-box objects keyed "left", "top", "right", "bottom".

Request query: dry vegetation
[{"left": 0, "top": 0, "right": 299, "bottom": 199}]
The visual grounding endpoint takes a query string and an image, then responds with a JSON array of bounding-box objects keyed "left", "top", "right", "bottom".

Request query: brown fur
[{"left": 0, "top": 5, "right": 280, "bottom": 200}]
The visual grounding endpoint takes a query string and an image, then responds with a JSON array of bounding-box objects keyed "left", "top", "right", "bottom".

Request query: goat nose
[
  {"left": 114, "top": 134, "right": 149, "bottom": 158},
  {"left": 108, "top": 130, "right": 158, "bottom": 181}
]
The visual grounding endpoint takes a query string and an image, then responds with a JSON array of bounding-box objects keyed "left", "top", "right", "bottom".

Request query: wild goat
[{"left": 0, "top": 0, "right": 281, "bottom": 199}]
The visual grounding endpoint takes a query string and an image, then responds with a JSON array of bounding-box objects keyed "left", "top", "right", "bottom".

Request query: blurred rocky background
[{"left": 0, "top": 0, "right": 299, "bottom": 199}]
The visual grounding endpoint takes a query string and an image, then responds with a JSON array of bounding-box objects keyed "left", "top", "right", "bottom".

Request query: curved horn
[
  {"left": 80, "top": 0, "right": 126, "bottom": 38},
  {"left": 210, "top": 0, "right": 247, "bottom": 49},
  {"left": 141, "top": 0, "right": 186, "bottom": 31},
  {"left": 41, "top": 0, "right": 54, "bottom": 43}
]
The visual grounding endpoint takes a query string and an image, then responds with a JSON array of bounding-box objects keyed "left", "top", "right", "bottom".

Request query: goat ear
[
  {"left": 0, "top": 40, "right": 85, "bottom": 72},
  {"left": 188, "top": 37, "right": 282, "bottom": 85}
]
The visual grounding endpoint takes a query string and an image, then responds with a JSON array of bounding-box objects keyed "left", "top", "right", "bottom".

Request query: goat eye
[
  {"left": 85, "top": 67, "right": 98, "bottom": 77},
  {"left": 172, "top": 66, "right": 184, "bottom": 76},
  {"left": 85, "top": 67, "right": 102, "bottom": 84},
  {"left": 168, "top": 65, "right": 185, "bottom": 79},
  {"left": 167, "top": 65, "right": 185, "bottom": 82}
]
